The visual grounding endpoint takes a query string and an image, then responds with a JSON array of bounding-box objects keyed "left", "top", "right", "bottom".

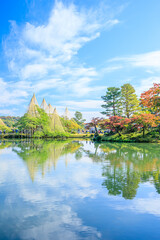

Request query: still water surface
[{"left": 0, "top": 140, "right": 160, "bottom": 240}]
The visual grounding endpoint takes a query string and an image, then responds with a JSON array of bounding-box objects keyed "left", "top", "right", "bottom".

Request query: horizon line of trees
[{"left": 88, "top": 83, "right": 160, "bottom": 137}]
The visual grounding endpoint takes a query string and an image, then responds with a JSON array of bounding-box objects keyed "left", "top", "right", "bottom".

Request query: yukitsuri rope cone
[
  {"left": 48, "top": 104, "right": 54, "bottom": 115},
  {"left": 50, "top": 108, "right": 65, "bottom": 132},
  {"left": 32, "top": 93, "right": 39, "bottom": 106},
  {"left": 41, "top": 98, "right": 49, "bottom": 114},
  {"left": 47, "top": 142, "right": 67, "bottom": 170},
  {"left": 27, "top": 93, "right": 40, "bottom": 117},
  {"left": 0, "top": 118, "right": 6, "bottom": 126},
  {"left": 64, "top": 107, "right": 71, "bottom": 120},
  {"left": 27, "top": 93, "right": 65, "bottom": 133}
]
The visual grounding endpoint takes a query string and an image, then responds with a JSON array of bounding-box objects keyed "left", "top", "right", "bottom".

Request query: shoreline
[
  {"left": 0, "top": 134, "right": 160, "bottom": 143},
  {"left": 92, "top": 134, "right": 160, "bottom": 143},
  {"left": 0, "top": 133, "right": 92, "bottom": 140}
]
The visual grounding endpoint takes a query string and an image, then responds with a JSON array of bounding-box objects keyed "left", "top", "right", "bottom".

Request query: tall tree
[
  {"left": 121, "top": 83, "right": 140, "bottom": 118},
  {"left": 74, "top": 111, "right": 86, "bottom": 126},
  {"left": 101, "top": 87, "right": 121, "bottom": 116}
]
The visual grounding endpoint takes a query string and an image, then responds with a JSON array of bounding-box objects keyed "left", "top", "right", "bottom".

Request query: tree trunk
[
  {"left": 113, "top": 98, "right": 116, "bottom": 116},
  {"left": 143, "top": 127, "right": 145, "bottom": 138},
  {"left": 94, "top": 125, "right": 99, "bottom": 136},
  {"left": 117, "top": 128, "right": 122, "bottom": 136}
]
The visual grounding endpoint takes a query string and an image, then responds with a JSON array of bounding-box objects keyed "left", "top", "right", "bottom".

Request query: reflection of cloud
[
  {"left": 0, "top": 143, "right": 102, "bottom": 239},
  {"left": 114, "top": 197, "right": 160, "bottom": 217},
  {"left": 20, "top": 204, "right": 101, "bottom": 240}
]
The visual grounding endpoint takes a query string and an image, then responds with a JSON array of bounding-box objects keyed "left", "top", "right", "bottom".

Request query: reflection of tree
[
  {"left": 102, "top": 164, "right": 140, "bottom": 199},
  {"left": 84, "top": 143, "right": 105, "bottom": 163},
  {"left": 75, "top": 150, "right": 83, "bottom": 160},
  {"left": 122, "top": 167, "right": 140, "bottom": 199},
  {"left": 13, "top": 140, "right": 81, "bottom": 181},
  {"left": 102, "top": 165, "right": 124, "bottom": 196},
  {"left": 85, "top": 142, "right": 160, "bottom": 199},
  {"left": 0, "top": 141, "right": 12, "bottom": 151},
  {"left": 152, "top": 169, "right": 160, "bottom": 194}
]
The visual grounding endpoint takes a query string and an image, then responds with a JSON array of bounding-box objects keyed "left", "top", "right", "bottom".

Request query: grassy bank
[
  {"left": 93, "top": 130, "right": 160, "bottom": 143},
  {"left": 1, "top": 131, "right": 160, "bottom": 143},
  {"left": 0, "top": 132, "right": 93, "bottom": 140}
]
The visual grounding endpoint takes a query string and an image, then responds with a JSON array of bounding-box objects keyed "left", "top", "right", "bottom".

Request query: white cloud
[
  {"left": 52, "top": 100, "right": 104, "bottom": 121},
  {"left": 5, "top": 1, "right": 118, "bottom": 80},
  {"left": 3, "top": 0, "right": 119, "bottom": 110},
  {"left": 62, "top": 100, "right": 103, "bottom": 109},
  {"left": 0, "top": 109, "right": 17, "bottom": 115},
  {"left": 0, "top": 78, "right": 29, "bottom": 109},
  {"left": 110, "top": 51, "right": 160, "bottom": 70},
  {"left": 135, "top": 76, "right": 160, "bottom": 96},
  {"left": 101, "top": 65, "right": 123, "bottom": 75}
]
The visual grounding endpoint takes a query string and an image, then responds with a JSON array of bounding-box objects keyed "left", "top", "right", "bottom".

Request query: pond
[{"left": 0, "top": 140, "right": 160, "bottom": 240}]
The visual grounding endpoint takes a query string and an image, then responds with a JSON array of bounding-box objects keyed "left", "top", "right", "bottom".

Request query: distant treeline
[{"left": 0, "top": 116, "right": 20, "bottom": 127}]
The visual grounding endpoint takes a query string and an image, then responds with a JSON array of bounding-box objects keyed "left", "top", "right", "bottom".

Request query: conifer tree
[
  {"left": 121, "top": 83, "right": 140, "bottom": 118},
  {"left": 101, "top": 87, "right": 121, "bottom": 116},
  {"left": 74, "top": 111, "right": 86, "bottom": 126}
]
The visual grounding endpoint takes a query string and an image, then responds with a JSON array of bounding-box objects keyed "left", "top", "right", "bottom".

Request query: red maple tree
[
  {"left": 131, "top": 113, "right": 159, "bottom": 137},
  {"left": 140, "top": 83, "right": 160, "bottom": 114},
  {"left": 102, "top": 116, "right": 131, "bottom": 136}
]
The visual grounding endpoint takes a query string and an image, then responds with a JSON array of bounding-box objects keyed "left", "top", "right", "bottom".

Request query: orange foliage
[
  {"left": 131, "top": 113, "right": 159, "bottom": 135},
  {"left": 140, "top": 83, "right": 160, "bottom": 114}
]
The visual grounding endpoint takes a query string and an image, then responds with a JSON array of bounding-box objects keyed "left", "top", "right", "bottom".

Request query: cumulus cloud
[
  {"left": 4, "top": 1, "right": 119, "bottom": 82},
  {"left": 0, "top": 78, "right": 29, "bottom": 108},
  {"left": 2, "top": 1, "right": 119, "bottom": 116}
]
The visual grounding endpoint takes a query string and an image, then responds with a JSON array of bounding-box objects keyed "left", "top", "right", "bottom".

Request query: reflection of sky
[{"left": 0, "top": 142, "right": 160, "bottom": 239}]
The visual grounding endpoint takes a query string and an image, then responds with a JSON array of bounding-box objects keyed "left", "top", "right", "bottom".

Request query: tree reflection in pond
[
  {"left": 2, "top": 140, "right": 160, "bottom": 199},
  {"left": 85, "top": 142, "right": 160, "bottom": 199}
]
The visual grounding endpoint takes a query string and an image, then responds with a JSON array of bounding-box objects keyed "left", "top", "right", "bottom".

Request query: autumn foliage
[
  {"left": 86, "top": 117, "right": 103, "bottom": 135},
  {"left": 87, "top": 83, "right": 160, "bottom": 140},
  {"left": 131, "top": 113, "right": 159, "bottom": 137},
  {"left": 101, "top": 116, "right": 131, "bottom": 135},
  {"left": 141, "top": 83, "right": 160, "bottom": 114}
]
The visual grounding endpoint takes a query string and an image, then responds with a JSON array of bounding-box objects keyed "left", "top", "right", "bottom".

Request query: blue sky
[{"left": 0, "top": 0, "right": 160, "bottom": 120}]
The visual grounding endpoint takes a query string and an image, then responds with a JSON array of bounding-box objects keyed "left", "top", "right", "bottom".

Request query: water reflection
[
  {"left": 1, "top": 140, "right": 160, "bottom": 239},
  {"left": 0, "top": 140, "right": 102, "bottom": 240},
  {"left": 1, "top": 140, "right": 160, "bottom": 200},
  {"left": 12, "top": 140, "right": 82, "bottom": 181},
  {"left": 85, "top": 142, "right": 160, "bottom": 199},
  {"left": 0, "top": 141, "right": 12, "bottom": 150}
]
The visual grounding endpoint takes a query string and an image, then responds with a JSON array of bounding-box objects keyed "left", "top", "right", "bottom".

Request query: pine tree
[
  {"left": 101, "top": 87, "right": 121, "bottom": 116},
  {"left": 121, "top": 83, "right": 140, "bottom": 118}
]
